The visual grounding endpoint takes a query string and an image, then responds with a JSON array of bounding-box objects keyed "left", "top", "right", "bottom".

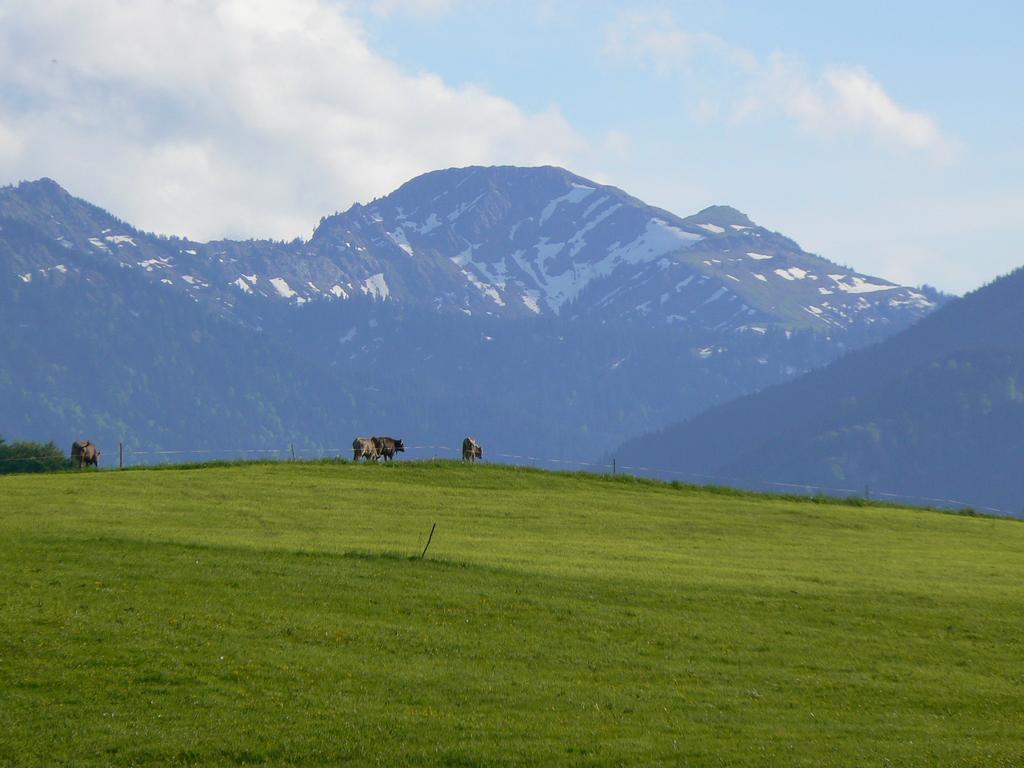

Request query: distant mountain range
[
  {"left": 4, "top": 167, "right": 939, "bottom": 329},
  {"left": 1, "top": 166, "right": 943, "bottom": 461},
  {"left": 615, "top": 266, "right": 1024, "bottom": 517}
]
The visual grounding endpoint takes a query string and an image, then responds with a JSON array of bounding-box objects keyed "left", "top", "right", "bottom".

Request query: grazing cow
[
  {"left": 372, "top": 436, "right": 405, "bottom": 462},
  {"left": 462, "top": 437, "right": 482, "bottom": 462},
  {"left": 71, "top": 440, "right": 100, "bottom": 468},
  {"left": 352, "top": 437, "right": 378, "bottom": 462}
]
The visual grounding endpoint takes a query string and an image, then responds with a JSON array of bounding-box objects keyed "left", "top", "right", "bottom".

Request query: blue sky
[{"left": 0, "top": 1, "right": 1020, "bottom": 293}]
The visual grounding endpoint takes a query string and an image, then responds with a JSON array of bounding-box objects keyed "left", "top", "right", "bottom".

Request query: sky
[{"left": 0, "top": 0, "right": 1021, "bottom": 295}]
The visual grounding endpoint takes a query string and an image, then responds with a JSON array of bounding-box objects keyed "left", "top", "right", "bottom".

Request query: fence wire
[{"left": 3, "top": 442, "right": 1013, "bottom": 517}]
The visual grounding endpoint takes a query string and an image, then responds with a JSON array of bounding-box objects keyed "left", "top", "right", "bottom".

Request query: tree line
[{"left": 0, "top": 435, "right": 68, "bottom": 474}]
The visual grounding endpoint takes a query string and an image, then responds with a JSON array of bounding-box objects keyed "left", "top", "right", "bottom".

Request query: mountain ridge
[{"left": 2, "top": 166, "right": 941, "bottom": 333}]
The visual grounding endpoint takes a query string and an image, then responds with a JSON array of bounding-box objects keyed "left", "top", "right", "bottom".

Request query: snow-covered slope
[{"left": 304, "top": 166, "right": 939, "bottom": 330}]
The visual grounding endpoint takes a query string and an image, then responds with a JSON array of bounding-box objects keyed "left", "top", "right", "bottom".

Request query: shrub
[{"left": 0, "top": 435, "right": 71, "bottom": 474}]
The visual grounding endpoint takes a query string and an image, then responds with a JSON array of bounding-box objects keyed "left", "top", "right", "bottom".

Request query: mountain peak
[
  {"left": 8, "top": 177, "right": 73, "bottom": 202},
  {"left": 386, "top": 164, "right": 599, "bottom": 201},
  {"left": 685, "top": 205, "right": 755, "bottom": 229}
]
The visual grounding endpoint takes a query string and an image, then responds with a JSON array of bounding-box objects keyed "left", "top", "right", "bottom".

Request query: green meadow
[{"left": 1, "top": 461, "right": 1022, "bottom": 766}]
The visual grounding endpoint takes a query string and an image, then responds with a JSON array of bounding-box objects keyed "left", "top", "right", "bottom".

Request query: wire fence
[{"left": 2, "top": 441, "right": 1015, "bottom": 518}]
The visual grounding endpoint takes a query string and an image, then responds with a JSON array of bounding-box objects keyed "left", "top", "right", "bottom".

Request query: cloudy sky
[{"left": 0, "top": 1, "right": 1020, "bottom": 294}]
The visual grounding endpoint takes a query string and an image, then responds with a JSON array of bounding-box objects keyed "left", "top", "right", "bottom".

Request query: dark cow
[
  {"left": 71, "top": 440, "right": 100, "bottom": 468},
  {"left": 352, "top": 437, "right": 379, "bottom": 462},
  {"left": 462, "top": 437, "right": 482, "bottom": 462},
  {"left": 372, "top": 436, "right": 405, "bottom": 462}
]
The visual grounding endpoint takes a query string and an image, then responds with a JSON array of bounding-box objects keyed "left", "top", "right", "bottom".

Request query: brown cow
[
  {"left": 71, "top": 440, "right": 100, "bottom": 468},
  {"left": 462, "top": 437, "right": 482, "bottom": 462},
  {"left": 352, "top": 437, "right": 378, "bottom": 462},
  {"left": 372, "top": 436, "right": 405, "bottom": 462}
]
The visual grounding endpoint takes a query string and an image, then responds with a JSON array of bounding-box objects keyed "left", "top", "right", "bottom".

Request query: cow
[
  {"left": 462, "top": 437, "right": 482, "bottom": 462},
  {"left": 71, "top": 440, "right": 100, "bottom": 468},
  {"left": 372, "top": 436, "right": 405, "bottom": 462},
  {"left": 352, "top": 437, "right": 379, "bottom": 462}
]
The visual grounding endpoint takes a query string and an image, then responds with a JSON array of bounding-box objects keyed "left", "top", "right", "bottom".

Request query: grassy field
[{"left": 1, "top": 461, "right": 1022, "bottom": 767}]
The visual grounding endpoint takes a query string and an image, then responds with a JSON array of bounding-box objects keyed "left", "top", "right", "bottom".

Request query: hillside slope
[
  {"left": 1, "top": 462, "right": 1022, "bottom": 766},
  {"left": 615, "top": 266, "right": 1024, "bottom": 515}
]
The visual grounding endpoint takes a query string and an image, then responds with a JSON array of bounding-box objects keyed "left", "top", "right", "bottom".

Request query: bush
[{"left": 0, "top": 435, "right": 70, "bottom": 474}]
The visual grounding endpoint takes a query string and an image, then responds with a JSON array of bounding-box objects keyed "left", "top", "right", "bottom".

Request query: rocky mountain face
[
  {"left": 0, "top": 166, "right": 943, "bottom": 460},
  {"left": 614, "top": 266, "right": 1024, "bottom": 517}
]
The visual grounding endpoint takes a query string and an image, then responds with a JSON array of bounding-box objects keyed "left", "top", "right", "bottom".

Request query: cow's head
[{"left": 395, "top": 440, "right": 406, "bottom": 453}]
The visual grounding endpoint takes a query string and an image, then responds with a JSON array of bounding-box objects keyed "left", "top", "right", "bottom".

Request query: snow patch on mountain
[
  {"left": 774, "top": 267, "right": 809, "bottom": 281},
  {"left": 889, "top": 290, "right": 935, "bottom": 309},
  {"left": 530, "top": 218, "right": 703, "bottom": 312},
  {"left": 539, "top": 183, "right": 595, "bottom": 225},
  {"left": 829, "top": 274, "right": 897, "bottom": 294},
  {"left": 270, "top": 277, "right": 297, "bottom": 299},
  {"left": 612, "top": 219, "right": 702, "bottom": 265},
  {"left": 566, "top": 204, "right": 622, "bottom": 259},
  {"left": 583, "top": 195, "right": 611, "bottom": 219},
  {"left": 703, "top": 287, "right": 729, "bottom": 305},
  {"left": 461, "top": 267, "right": 505, "bottom": 306},
  {"left": 447, "top": 193, "right": 486, "bottom": 223},
  {"left": 416, "top": 213, "right": 441, "bottom": 235},
  {"left": 361, "top": 273, "right": 389, "bottom": 300},
  {"left": 387, "top": 227, "right": 414, "bottom": 256},
  {"left": 696, "top": 223, "right": 725, "bottom": 234},
  {"left": 138, "top": 257, "right": 172, "bottom": 271}
]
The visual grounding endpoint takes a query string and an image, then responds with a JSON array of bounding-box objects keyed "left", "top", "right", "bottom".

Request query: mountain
[
  {"left": 1, "top": 167, "right": 943, "bottom": 460},
  {"left": 3, "top": 167, "right": 939, "bottom": 330},
  {"left": 614, "top": 267, "right": 1024, "bottom": 516}
]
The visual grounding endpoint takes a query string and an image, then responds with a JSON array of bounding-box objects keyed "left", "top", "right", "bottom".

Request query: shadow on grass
[{"left": 286, "top": 548, "right": 474, "bottom": 569}]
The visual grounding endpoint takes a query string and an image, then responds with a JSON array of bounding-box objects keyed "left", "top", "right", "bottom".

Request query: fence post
[
  {"left": 421, "top": 522, "right": 437, "bottom": 559},
  {"left": 290, "top": 443, "right": 296, "bottom": 461},
  {"left": 612, "top": 458, "right": 616, "bottom": 475},
  {"left": 119, "top": 442, "right": 124, "bottom": 469}
]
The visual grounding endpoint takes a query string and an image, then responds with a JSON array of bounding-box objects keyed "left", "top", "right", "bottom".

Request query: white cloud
[
  {"left": 739, "top": 55, "right": 958, "bottom": 162},
  {"left": 825, "top": 67, "right": 956, "bottom": 158},
  {"left": 0, "top": 0, "right": 585, "bottom": 240},
  {"left": 603, "top": 9, "right": 754, "bottom": 73},
  {"left": 604, "top": 11, "right": 956, "bottom": 162},
  {"left": 0, "top": 119, "right": 23, "bottom": 159},
  {"left": 369, "top": 0, "right": 457, "bottom": 15}
]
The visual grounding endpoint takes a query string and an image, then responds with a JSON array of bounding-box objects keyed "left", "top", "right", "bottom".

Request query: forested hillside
[{"left": 616, "top": 266, "right": 1024, "bottom": 515}]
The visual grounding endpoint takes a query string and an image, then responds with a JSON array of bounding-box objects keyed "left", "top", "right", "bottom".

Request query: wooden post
[
  {"left": 119, "top": 442, "right": 124, "bottom": 469},
  {"left": 290, "top": 443, "right": 296, "bottom": 461},
  {"left": 612, "top": 458, "right": 616, "bottom": 475},
  {"left": 420, "top": 523, "right": 437, "bottom": 559}
]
